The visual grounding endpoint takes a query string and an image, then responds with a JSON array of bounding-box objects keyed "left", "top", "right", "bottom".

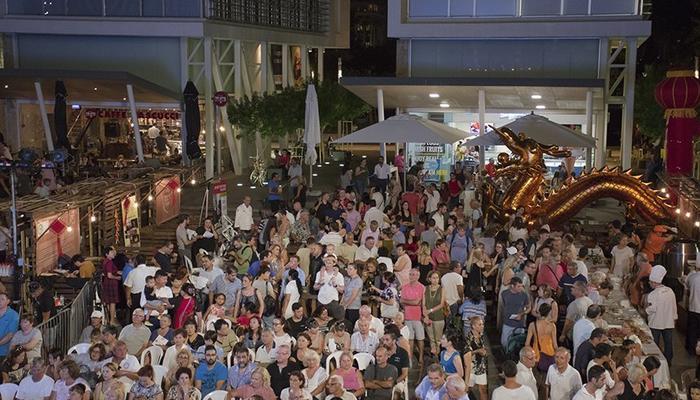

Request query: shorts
[
  {"left": 469, "top": 373, "right": 487, "bottom": 386},
  {"left": 405, "top": 320, "right": 425, "bottom": 341}
]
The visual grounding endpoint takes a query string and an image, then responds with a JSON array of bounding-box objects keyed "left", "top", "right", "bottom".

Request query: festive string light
[
  {"left": 90, "top": 215, "right": 96, "bottom": 223},
  {"left": 190, "top": 178, "right": 196, "bottom": 185},
  {"left": 66, "top": 226, "right": 73, "bottom": 232},
  {"left": 675, "top": 208, "right": 681, "bottom": 214},
  {"left": 147, "top": 194, "right": 154, "bottom": 201},
  {"left": 176, "top": 188, "right": 182, "bottom": 193},
  {"left": 686, "top": 211, "right": 691, "bottom": 218}
]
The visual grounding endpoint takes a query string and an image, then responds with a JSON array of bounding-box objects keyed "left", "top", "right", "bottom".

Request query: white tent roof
[{"left": 334, "top": 114, "right": 470, "bottom": 144}]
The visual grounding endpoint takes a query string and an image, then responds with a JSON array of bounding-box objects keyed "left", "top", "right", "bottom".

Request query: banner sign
[
  {"left": 212, "top": 180, "right": 228, "bottom": 221},
  {"left": 35, "top": 209, "right": 80, "bottom": 273},
  {"left": 85, "top": 108, "right": 181, "bottom": 120},
  {"left": 407, "top": 143, "right": 454, "bottom": 182},
  {"left": 155, "top": 176, "right": 181, "bottom": 225},
  {"left": 122, "top": 194, "right": 141, "bottom": 247}
]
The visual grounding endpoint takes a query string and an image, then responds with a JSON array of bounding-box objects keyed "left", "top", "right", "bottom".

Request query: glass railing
[
  {"left": 4, "top": 0, "right": 332, "bottom": 32},
  {"left": 409, "top": 0, "right": 642, "bottom": 18}
]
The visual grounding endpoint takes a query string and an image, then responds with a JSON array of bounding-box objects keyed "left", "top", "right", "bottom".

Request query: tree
[
  {"left": 227, "top": 81, "right": 371, "bottom": 139},
  {"left": 634, "top": 65, "right": 666, "bottom": 141}
]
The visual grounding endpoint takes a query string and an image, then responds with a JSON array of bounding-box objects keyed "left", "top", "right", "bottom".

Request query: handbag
[{"left": 533, "top": 321, "right": 555, "bottom": 372}]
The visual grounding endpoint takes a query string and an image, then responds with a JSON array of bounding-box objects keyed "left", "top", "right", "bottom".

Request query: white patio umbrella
[
  {"left": 461, "top": 112, "right": 597, "bottom": 148},
  {"left": 304, "top": 84, "right": 321, "bottom": 188},
  {"left": 334, "top": 113, "right": 469, "bottom": 144}
]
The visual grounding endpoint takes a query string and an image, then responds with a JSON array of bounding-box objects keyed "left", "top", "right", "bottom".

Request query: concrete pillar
[
  {"left": 478, "top": 89, "right": 486, "bottom": 169},
  {"left": 282, "top": 44, "right": 290, "bottom": 88},
  {"left": 33, "top": 81, "right": 55, "bottom": 152},
  {"left": 585, "top": 90, "right": 593, "bottom": 170},
  {"left": 594, "top": 111, "right": 607, "bottom": 169},
  {"left": 204, "top": 36, "right": 214, "bottom": 180},
  {"left": 300, "top": 45, "right": 309, "bottom": 81},
  {"left": 126, "top": 84, "right": 145, "bottom": 163},
  {"left": 377, "top": 88, "right": 385, "bottom": 158},
  {"left": 621, "top": 38, "right": 637, "bottom": 170},
  {"left": 318, "top": 48, "right": 324, "bottom": 82}
]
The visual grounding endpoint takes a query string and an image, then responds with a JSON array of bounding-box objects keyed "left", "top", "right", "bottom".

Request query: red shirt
[
  {"left": 485, "top": 163, "right": 496, "bottom": 177},
  {"left": 402, "top": 191, "right": 423, "bottom": 214},
  {"left": 448, "top": 179, "right": 461, "bottom": 197}
]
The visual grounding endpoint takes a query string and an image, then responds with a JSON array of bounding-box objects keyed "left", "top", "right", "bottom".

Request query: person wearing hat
[
  {"left": 78, "top": 310, "right": 104, "bottom": 343},
  {"left": 642, "top": 225, "right": 675, "bottom": 263},
  {"left": 646, "top": 265, "right": 678, "bottom": 363}
]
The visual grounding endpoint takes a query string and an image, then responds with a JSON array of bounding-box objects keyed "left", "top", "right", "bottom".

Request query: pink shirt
[
  {"left": 394, "top": 154, "right": 405, "bottom": 172},
  {"left": 401, "top": 282, "right": 425, "bottom": 321},
  {"left": 535, "top": 261, "right": 563, "bottom": 290},
  {"left": 336, "top": 367, "right": 362, "bottom": 390}
]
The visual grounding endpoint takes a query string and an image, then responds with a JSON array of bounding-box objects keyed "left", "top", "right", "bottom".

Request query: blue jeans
[{"left": 651, "top": 328, "right": 674, "bottom": 363}]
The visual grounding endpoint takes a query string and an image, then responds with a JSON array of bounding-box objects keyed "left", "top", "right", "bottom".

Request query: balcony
[
  {"left": 408, "top": 0, "right": 649, "bottom": 19},
  {"left": 4, "top": 0, "right": 331, "bottom": 33}
]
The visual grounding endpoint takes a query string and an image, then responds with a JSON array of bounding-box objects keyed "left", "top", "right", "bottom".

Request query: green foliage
[
  {"left": 227, "top": 81, "right": 370, "bottom": 139},
  {"left": 634, "top": 65, "right": 666, "bottom": 140}
]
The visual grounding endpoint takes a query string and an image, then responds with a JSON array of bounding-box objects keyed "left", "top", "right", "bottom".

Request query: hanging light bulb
[
  {"left": 147, "top": 194, "right": 154, "bottom": 201},
  {"left": 191, "top": 178, "right": 196, "bottom": 185},
  {"left": 176, "top": 188, "right": 182, "bottom": 193},
  {"left": 686, "top": 211, "right": 692, "bottom": 218},
  {"left": 695, "top": 221, "right": 700, "bottom": 228},
  {"left": 66, "top": 226, "right": 73, "bottom": 233},
  {"left": 90, "top": 215, "right": 96, "bottom": 223},
  {"left": 675, "top": 208, "right": 681, "bottom": 214}
]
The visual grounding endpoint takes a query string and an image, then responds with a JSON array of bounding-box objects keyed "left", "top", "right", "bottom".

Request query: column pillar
[
  {"left": 478, "top": 89, "right": 486, "bottom": 169},
  {"left": 300, "top": 45, "right": 309, "bottom": 81},
  {"left": 377, "top": 88, "right": 385, "bottom": 159},
  {"left": 318, "top": 48, "right": 324, "bottom": 82},
  {"left": 282, "top": 44, "right": 290, "bottom": 88},
  {"left": 594, "top": 111, "right": 607, "bottom": 169},
  {"left": 126, "top": 84, "right": 145, "bottom": 163},
  {"left": 621, "top": 38, "right": 637, "bottom": 170},
  {"left": 33, "top": 81, "right": 54, "bottom": 152},
  {"left": 585, "top": 90, "right": 593, "bottom": 170},
  {"left": 204, "top": 36, "right": 214, "bottom": 180}
]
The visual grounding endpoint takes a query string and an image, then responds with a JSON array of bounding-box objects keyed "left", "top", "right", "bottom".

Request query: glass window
[
  {"left": 67, "top": 0, "right": 102, "bottom": 16},
  {"left": 450, "top": 0, "right": 475, "bottom": 16},
  {"left": 164, "top": 0, "right": 200, "bottom": 17},
  {"left": 142, "top": 0, "right": 164, "bottom": 16},
  {"left": 563, "top": 0, "right": 589, "bottom": 15},
  {"left": 522, "top": 0, "right": 561, "bottom": 16},
  {"left": 591, "top": 0, "right": 635, "bottom": 15},
  {"left": 7, "top": 0, "right": 45, "bottom": 15},
  {"left": 105, "top": 0, "right": 140, "bottom": 16},
  {"left": 475, "top": 0, "right": 516, "bottom": 16},
  {"left": 409, "top": 0, "right": 448, "bottom": 17}
]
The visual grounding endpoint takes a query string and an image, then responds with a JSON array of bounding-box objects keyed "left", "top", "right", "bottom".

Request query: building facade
[{"left": 0, "top": 0, "right": 350, "bottom": 177}]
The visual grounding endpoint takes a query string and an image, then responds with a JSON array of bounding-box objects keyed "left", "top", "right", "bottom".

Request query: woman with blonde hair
[
  {"left": 465, "top": 246, "right": 491, "bottom": 295},
  {"left": 164, "top": 349, "right": 195, "bottom": 391},
  {"left": 94, "top": 362, "right": 124, "bottom": 400},
  {"left": 416, "top": 241, "right": 434, "bottom": 285},
  {"left": 531, "top": 285, "right": 559, "bottom": 324},
  {"left": 228, "top": 367, "right": 276, "bottom": 399},
  {"left": 610, "top": 363, "right": 647, "bottom": 400}
]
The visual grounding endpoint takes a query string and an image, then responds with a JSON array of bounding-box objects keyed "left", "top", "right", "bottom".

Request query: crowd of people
[{"left": 9, "top": 153, "right": 700, "bottom": 400}]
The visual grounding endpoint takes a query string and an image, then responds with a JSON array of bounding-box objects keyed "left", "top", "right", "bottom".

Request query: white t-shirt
[
  {"left": 572, "top": 386, "right": 604, "bottom": 400},
  {"left": 441, "top": 272, "right": 464, "bottom": 306},
  {"left": 424, "top": 190, "right": 440, "bottom": 214},
  {"left": 102, "top": 354, "right": 141, "bottom": 373},
  {"left": 491, "top": 384, "right": 536, "bottom": 400},
  {"left": 123, "top": 264, "right": 159, "bottom": 294},
  {"left": 284, "top": 280, "right": 301, "bottom": 319},
  {"left": 546, "top": 364, "right": 582, "bottom": 400},
  {"left": 611, "top": 245, "right": 634, "bottom": 277},
  {"left": 316, "top": 270, "right": 344, "bottom": 305},
  {"left": 572, "top": 318, "right": 596, "bottom": 359},
  {"left": 52, "top": 377, "right": 91, "bottom": 400},
  {"left": 16, "top": 374, "right": 55, "bottom": 399},
  {"left": 687, "top": 271, "right": 700, "bottom": 313}
]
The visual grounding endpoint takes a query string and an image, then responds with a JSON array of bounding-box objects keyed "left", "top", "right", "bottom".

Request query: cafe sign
[{"left": 85, "top": 108, "right": 181, "bottom": 120}]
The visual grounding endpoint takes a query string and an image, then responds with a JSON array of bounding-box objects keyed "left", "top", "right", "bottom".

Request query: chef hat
[
  {"left": 649, "top": 265, "right": 667, "bottom": 283},
  {"left": 507, "top": 246, "right": 518, "bottom": 255},
  {"left": 541, "top": 224, "right": 551, "bottom": 233}
]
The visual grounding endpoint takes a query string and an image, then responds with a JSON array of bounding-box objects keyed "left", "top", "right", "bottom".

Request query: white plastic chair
[
  {"left": 184, "top": 255, "right": 194, "bottom": 272},
  {"left": 325, "top": 350, "right": 343, "bottom": 374},
  {"left": 0, "top": 383, "right": 17, "bottom": 400},
  {"left": 122, "top": 381, "right": 133, "bottom": 400},
  {"left": 140, "top": 345, "right": 164, "bottom": 366},
  {"left": 202, "top": 390, "right": 228, "bottom": 400},
  {"left": 190, "top": 388, "right": 202, "bottom": 400},
  {"left": 353, "top": 353, "right": 375, "bottom": 371},
  {"left": 67, "top": 343, "right": 91, "bottom": 355},
  {"left": 153, "top": 365, "right": 168, "bottom": 387}
]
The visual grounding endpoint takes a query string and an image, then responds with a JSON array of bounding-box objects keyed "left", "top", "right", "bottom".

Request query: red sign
[
  {"left": 212, "top": 180, "right": 227, "bottom": 195},
  {"left": 213, "top": 91, "right": 229, "bottom": 107},
  {"left": 85, "top": 108, "right": 181, "bottom": 120}
]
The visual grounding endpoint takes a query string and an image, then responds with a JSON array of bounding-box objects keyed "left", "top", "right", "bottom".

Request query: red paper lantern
[{"left": 655, "top": 70, "right": 700, "bottom": 115}]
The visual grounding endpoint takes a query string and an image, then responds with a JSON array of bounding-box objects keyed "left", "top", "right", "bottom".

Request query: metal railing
[{"left": 35, "top": 280, "right": 97, "bottom": 356}]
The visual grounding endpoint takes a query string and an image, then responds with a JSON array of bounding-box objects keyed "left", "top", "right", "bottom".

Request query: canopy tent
[
  {"left": 334, "top": 114, "right": 470, "bottom": 144},
  {"left": 461, "top": 112, "right": 596, "bottom": 148}
]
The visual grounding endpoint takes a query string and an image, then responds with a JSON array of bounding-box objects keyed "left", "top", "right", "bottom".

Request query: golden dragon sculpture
[{"left": 483, "top": 126, "right": 673, "bottom": 227}]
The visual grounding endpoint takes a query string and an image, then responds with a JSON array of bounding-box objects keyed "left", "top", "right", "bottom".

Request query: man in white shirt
[
  {"left": 646, "top": 265, "right": 678, "bottom": 363},
  {"left": 234, "top": 196, "right": 254, "bottom": 233},
  {"left": 572, "top": 304, "right": 601, "bottom": 359},
  {"left": 123, "top": 254, "right": 158, "bottom": 309},
  {"left": 355, "top": 237, "right": 379, "bottom": 262},
  {"left": 287, "top": 158, "right": 302, "bottom": 198},
  {"left": 141, "top": 270, "right": 174, "bottom": 327},
  {"left": 432, "top": 203, "right": 448, "bottom": 235},
  {"left": 572, "top": 365, "right": 608, "bottom": 400},
  {"left": 314, "top": 255, "right": 345, "bottom": 319},
  {"left": 441, "top": 262, "right": 465, "bottom": 316},
  {"left": 424, "top": 184, "right": 441, "bottom": 214},
  {"left": 320, "top": 222, "right": 344, "bottom": 247},
  {"left": 364, "top": 200, "right": 387, "bottom": 227},
  {"left": 373, "top": 156, "right": 391, "bottom": 194},
  {"left": 686, "top": 262, "right": 700, "bottom": 352},
  {"left": 516, "top": 347, "right": 538, "bottom": 399},
  {"left": 351, "top": 319, "right": 379, "bottom": 354},
  {"left": 16, "top": 358, "right": 54, "bottom": 400},
  {"left": 492, "top": 360, "right": 536, "bottom": 400},
  {"left": 360, "top": 220, "right": 381, "bottom": 245},
  {"left": 546, "top": 348, "right": 582, "bottom": 400},
  {"left": 102, "top": 340, "right": 141, "bottom": 381},
  {"left": 353, "top": 305, "right": 384, "bottom": 336}
]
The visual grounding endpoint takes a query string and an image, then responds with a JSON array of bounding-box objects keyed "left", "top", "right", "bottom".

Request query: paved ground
[{"left": 176, "top": 154, "right": 695, "bottom": 398}]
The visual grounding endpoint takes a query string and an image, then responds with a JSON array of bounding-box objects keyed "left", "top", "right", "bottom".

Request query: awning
[
  {"left": 334, "top": 114, "right": 469, "bottom": 144},
  {"left": 0, "top": 69, "right": 181, "bottom": 104},
  {"left": 340, "top": 76, "right": 604, "bottom": 112}
]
